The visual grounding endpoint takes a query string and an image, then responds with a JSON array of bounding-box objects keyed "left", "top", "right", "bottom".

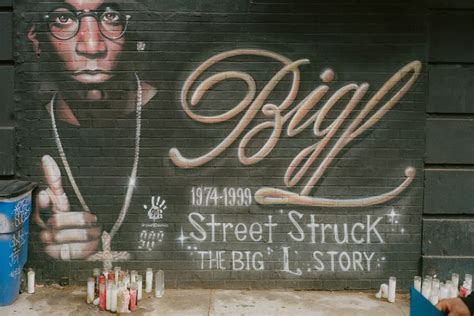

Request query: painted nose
[{"left": 75, "top": 16, "right": 107, "bottom": 57}]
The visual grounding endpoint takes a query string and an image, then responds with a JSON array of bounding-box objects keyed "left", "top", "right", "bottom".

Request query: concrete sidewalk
[{"left": 1, "top": 286, "right": 409, "bottom": 316}]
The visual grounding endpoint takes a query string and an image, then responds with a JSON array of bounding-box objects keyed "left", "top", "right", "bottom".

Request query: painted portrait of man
[{"left": 24, "top": 0, "right": 157, "bottom": 261}]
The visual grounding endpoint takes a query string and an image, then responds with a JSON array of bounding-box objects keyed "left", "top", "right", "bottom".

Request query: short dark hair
[{"left": 17, "top": 0, "right": 152, "bottom": 101}]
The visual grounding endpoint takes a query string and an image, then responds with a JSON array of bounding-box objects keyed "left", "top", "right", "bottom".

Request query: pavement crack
[{"left": 207, "top": 289, "right": 214, "bottom": 316}]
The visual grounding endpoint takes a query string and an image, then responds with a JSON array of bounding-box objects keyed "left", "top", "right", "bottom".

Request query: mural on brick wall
[{"left": 17, "top": 0, "right": 425, "bottom": 287}]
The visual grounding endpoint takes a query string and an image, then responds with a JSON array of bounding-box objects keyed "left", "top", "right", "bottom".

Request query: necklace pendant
[{"left": 87, "top": 231, "right": 131, "bottom": 270}]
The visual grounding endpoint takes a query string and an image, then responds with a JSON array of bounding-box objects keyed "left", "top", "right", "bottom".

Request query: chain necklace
[{"left": 49, "top": 73, "right": 143, "bottom": 241}]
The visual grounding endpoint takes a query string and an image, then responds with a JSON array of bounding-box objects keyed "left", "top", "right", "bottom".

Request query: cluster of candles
[
  {"left": 86, "top": 267, "right": 164, "bottom": 313},
  {"left": 376, "top": 273, "right": 472, "bottom": 304},
  {"left": 414, "top": 273, "right": 472, "bottom": 305}
]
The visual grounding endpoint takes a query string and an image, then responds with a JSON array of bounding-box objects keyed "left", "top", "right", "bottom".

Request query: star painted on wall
[
  {"left": 387, "top": 207, "right": 398, "bottom": 224},
  {"left": 177, "top": 227, "right": 190, "bottom": 248}
]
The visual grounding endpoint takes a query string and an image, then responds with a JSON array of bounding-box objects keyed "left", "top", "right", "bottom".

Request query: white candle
[
  {"left": 155, "top": 270, "right": 165, "bottom": 298},
  {"left": 27, "top": 269, "right": 35, "bottom": 294},
  {"left": 114, "top": 267, "right": 121, "bottom": 283},
  {"left": 439, "top": 283, "right": 449, "bottom": 300},
  {"left": 446, "top": 280, "right": 455, "bottom": 298},
  {"left": 87, "top": 277, "right": 95, "bottom": 304},
  {"left": 451, "top": 274, "right": 459, "bottom": 298},
  {"left": 414, "top": 276, "right": 422, "bottom": 292},
  {"left": 430, "top": 279, "right": 440, "bottom": 305},
  {"left": 124, "top": 274, "right": 130, "bottom": 289},
  {"left": 106, "top": 282, "right": 112, "bottom": 310},
  {"left": 145, "top": 268, "right": 153, "bottom": 293},
  {"left": 429, "top": 295, "right": 439, "bottom": 305},
  {"left": 388, "top": 277, "right": 396, "bottom": 303},
  {"left": 137, "top": 275, "right": 143, "bottom": 301},
  {"left": 110, "top": 285, "right": 118, "bottom": 313},
  {"left": 131, "top": 270, "right": 138, "bottom": 283},
  {"left": 117, "top": 288, "right": 130, "bottom": 314},
  {"left": 465, "top": 274, "right": 472, "bottom": 293},
  {"left": 432, "top": 279, "right": 440, "bottom": 293},
  {"left": 422, "top": 278, "right": 432, "bottom": 299}
]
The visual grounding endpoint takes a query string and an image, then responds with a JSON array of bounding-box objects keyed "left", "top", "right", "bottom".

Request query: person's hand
[
  {"left": 34, "top": 155, "right": 100, "bottom": 260},
  {"left": 437, "top": 298, "right": 470, "bottom": 316}
]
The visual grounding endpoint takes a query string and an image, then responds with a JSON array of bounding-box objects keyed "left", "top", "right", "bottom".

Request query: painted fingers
[
  {"left": 34, "top": 155, "right": 100, "bottom": 260},
  {"left": 41, "top": 155, "right": 70, "bottom": 213},
  {"left": 44, "top": 240, "right": 100, "bottom": 261}
]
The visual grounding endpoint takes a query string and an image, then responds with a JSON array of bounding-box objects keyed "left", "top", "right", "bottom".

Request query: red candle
[
  {"left": 99, "top": 275, "right": 106, "bottom": 311},
  {"left": 129, "top": 284, "right": 138, "bottom": 312}
]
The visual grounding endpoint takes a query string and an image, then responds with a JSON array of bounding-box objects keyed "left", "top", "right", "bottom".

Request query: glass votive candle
[
  {"left": 451, "top": 274, "right": 459, "bottom": 298},
  {"left": 388, "top": 276, "right": 396, "bottom": 303},
  {"left": 414, "top": 276, "right": 422, "bottom": 292},
  {"left": 422, "top": 278, "right": 432, "bottom": 299},
  {"left": 439, "top": 282, "right": 449, "bottom": 300},
  {"left": 432, "top": 278, "right": 440, "bottom": 291},
  {"left": 464, "top": 274, "right": 472, "bottom": 292}
]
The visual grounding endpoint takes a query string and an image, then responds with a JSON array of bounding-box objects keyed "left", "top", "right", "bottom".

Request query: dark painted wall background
[
  {"left": 1, "top": 0, "right": 470, "bottom": 289},
  {"left": 0, "top": 0, "right": 14, "bottom": 176},
  {"left": 422, "top": 0, "right": 474, "bottom": 280}
]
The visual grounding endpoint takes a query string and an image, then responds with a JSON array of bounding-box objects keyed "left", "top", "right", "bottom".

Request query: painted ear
[{"left": 27, "top": 24, "right": 41, "bottom": 57}]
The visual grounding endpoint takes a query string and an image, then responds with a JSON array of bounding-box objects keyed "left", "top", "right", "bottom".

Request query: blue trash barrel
[{"left": 0, "top": 180, "right": 36, "bottom": 306}]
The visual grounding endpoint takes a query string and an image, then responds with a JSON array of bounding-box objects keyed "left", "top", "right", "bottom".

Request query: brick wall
[
  {"left": 0, "top": 0, "right": 14, "bottom": 177},
  {"left": 422, "top": 0, "right": 474, "bottom": 280},
  {"left": 13, "top": 0, "right": 431, "bottom": 289}
]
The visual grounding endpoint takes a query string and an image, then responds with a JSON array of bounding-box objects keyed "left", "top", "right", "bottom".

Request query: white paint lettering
[
  {"left": 352, "top": 251, "right": 364, "bottom": 271},
  {"left": 189, "top": 212, "right": 206, "bottom": 241},
  {"left": 351, "top": 222, "right": 365, "bottom": 244},
  {"left": 222, "top": 222, "right": 233, "bottom": 242},
  {"left": 339, "top": 252, "right": 351, "bottom": 271},
  {"left": 234, "top": 223, "right": 248, "bottom": 242},
  {"left": 312, "top": 251, "right": 325, "bottom": 271},
  {"left": 207, "top": 214, "right": 221, "bottom": 242},
  {"left": 264, "top": 215, "right": 277, "bottom": 243},
  {"left": 282, "top": 247, "right": 302, "bottom": 276},
  {"left": 366, "top": 216, "right": 384, "bottom": 244},
  {"left": 334, "top": 223, "right": 348, "bottom": 244},
  {"left": 172, "top": 49, "right": 421, "bottom": 207},
  {"left": 249, "top": 223, "right": 263, "bottom": 242},
  {"left": 288, "top": 210, "right": 305, "bottom": 242},
  {"left": 363, "top": 252, "right": 375, "bottom": 272},
  {"left": 307, "top": 215, "right": 320, "bottom": 244},
  {"left": 327, "top": 251, "right": 338, "bottom": 272}
]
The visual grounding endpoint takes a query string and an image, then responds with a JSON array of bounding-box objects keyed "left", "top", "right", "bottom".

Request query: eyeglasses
[{"left": 44, "top": 7, "right": 131, "bottom": 40}]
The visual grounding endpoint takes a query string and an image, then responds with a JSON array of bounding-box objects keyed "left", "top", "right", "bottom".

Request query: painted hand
[
  {"left": 436, "top": 298, "right": 470, "bottom": 316},
  {"left": 34, "top": 155, "right": 100, "bottom": 260}
]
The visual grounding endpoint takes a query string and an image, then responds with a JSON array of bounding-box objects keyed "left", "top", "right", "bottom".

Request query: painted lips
[{"left": 73, "top": 70, "right": 112, "bottom": 83}]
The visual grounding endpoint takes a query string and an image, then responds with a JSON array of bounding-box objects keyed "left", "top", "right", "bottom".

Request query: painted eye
[
  {"left": 102, "top": 12, "right": 120, "bottom": 23},
  {"left": 53, "top": 13, "right": 75, "bottom": 25}
]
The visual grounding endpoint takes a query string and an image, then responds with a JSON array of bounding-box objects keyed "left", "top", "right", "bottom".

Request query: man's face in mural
[{"left": 28, "top": 0, "right": 128, "bottom": 99}]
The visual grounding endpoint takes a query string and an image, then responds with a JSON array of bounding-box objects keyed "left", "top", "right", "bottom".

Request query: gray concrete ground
[{"left": 1, "top": 286, "right": 410, "bottom": 316}]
